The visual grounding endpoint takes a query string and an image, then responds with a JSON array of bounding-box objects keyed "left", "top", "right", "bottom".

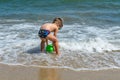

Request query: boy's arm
[
  {"left": 53, "top": 28, "right": 58, "bottom": 49},
  {"left": 54, "top": 28, "right": 58, "bottom": 37}
]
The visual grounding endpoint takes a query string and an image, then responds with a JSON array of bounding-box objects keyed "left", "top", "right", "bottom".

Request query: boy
[{"left": 38, "top": 18, "right": 63, "bottom": 56}]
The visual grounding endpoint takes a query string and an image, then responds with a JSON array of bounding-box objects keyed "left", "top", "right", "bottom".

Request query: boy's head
[{"left": 52, "top": 17, "right": 63, "bottom": 29}]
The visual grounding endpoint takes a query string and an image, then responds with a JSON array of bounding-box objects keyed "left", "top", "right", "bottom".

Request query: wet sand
[{"left": 0, "top": 63, "right": 120, "bottom": 80}]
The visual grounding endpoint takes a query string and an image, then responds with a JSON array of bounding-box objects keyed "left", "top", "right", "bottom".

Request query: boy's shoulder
[{"left": 42, "top": 23, "right": 51, "bottom": 26}]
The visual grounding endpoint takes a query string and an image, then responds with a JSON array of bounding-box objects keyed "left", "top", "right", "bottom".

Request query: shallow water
[{"left": 0, "top": 0, "right": 120, "bottom": 71}]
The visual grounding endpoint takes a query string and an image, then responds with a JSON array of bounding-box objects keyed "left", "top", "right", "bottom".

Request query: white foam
[
  {"left": 0, "top": 62, "right": 120, "bottom": 71},
  {"left": 0, "top": 19, "right": 26, "bottom": 22},
  {"left": 60, "top": 37, "right": 119, "bottom": 53},
  {"left": 0, "top": 23, "right": 120, "bottom": 71}
]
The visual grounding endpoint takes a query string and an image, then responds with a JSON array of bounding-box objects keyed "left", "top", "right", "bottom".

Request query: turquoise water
[
  {"left": 0, "top": 0, "right": 120, "bottom": 70},
  {"left": 0, "top": 0, "right": 120, "bottom": 25}
]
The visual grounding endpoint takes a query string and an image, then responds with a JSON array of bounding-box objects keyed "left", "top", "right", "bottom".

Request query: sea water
[{"left": 0, "top": 0, "right": 120, "bottom": 71}]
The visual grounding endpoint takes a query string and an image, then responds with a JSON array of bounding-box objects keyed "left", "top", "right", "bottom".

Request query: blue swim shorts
[{"left": 38, "top": 29, "right": 50, "bottom": 38}]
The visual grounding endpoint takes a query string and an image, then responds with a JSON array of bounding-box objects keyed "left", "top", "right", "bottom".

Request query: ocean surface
[{"left": 0, "top": 0, "right": 120, "bottom": 71}]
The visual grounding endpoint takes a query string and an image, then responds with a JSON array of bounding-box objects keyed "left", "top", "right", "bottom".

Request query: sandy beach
[
  {"left": 0, "top": 0, "right": 120, "bottom": 80},
  {"left": 0, "top": 63, "right": 120, "bottom": 80}
]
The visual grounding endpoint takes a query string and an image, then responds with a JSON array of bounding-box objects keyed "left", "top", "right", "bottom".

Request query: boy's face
[
  {"left": 58, "top": 23, "right": 63, "bottom": 30},
  {"left": 59, "top": 27, "right": 62, "bottom": 30}
]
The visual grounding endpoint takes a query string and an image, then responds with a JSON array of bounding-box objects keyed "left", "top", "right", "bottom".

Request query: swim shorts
[{"left": 38, "top": 29, "right": 50, "bottom": 38}]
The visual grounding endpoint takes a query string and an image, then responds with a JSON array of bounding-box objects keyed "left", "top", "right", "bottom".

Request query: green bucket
[{"left": 46, "top": 44, "right": 54, "bottom": 53}]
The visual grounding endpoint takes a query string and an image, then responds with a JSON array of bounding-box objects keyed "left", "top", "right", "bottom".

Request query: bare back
[{"left": 40, "top": 23, "right": 58, "bottom": 32}]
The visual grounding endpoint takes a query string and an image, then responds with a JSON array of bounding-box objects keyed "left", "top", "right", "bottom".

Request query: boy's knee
[
  {"left": 53, "top": 39, "right": 58, "bottom": 43},
  {"left": 41, "top": 40, "right": 46, "bottom": 43}
]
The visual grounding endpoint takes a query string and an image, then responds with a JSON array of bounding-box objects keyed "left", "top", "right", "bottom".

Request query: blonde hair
[{"left": 52, "top": 18, "right": 63, "bottom": 27}]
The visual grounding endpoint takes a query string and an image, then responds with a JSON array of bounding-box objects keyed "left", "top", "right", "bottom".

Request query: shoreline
[{"left": 0, "top": 63, "right": 120, "bottom": 80}]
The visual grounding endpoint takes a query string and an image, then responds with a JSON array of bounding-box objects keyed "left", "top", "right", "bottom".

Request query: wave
[
  {"left": 0, "top": 38, "right": 120, "bottom": 71},
  {"left": 60, "top": 38, "right": 119, "bottom": 53},
  {"left": 0, "top": 22, "right": 120, "bottom": 71}
]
